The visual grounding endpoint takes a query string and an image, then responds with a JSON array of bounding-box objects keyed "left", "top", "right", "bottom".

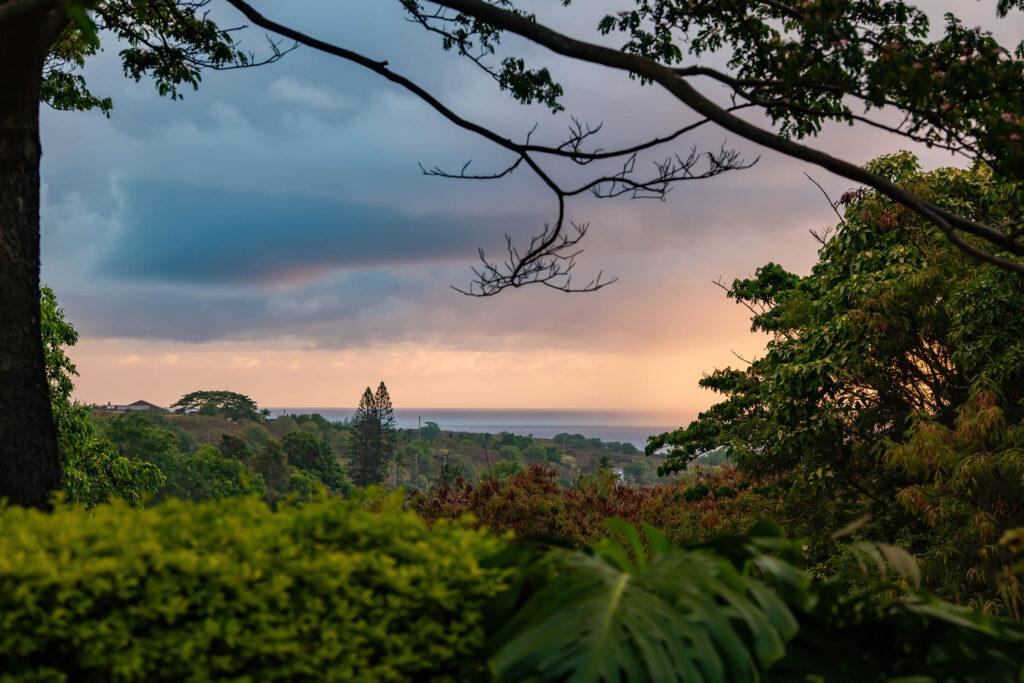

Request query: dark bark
[{"left": 0, "top": 8, "right": 63, "bottom": 509}]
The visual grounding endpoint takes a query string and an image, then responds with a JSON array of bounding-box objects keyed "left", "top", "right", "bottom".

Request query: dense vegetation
[
  {"left": 43, "top": 287, "right": 164, "bottom": 507},
  {"left": 650, "top": 154, "right": 1024, "bottom": 615},
  {"left": 3, "top": 495, "right": 1022, "bottom": 681},
  {"left": 0, "top": 496, "right": 507, "bottom": 681},
  {"left": 171, "top": 390, "right": 267, "bottom": 421},
  {"left": 410, "top": 465, "right": 776, "bottom": 546},
  {"left": 12, "top": 153, "right": 1024, "bottom": 677}
]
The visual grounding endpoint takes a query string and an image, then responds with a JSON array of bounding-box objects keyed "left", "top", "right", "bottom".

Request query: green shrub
[{"left": 0, "top": 496, "right": 510, "bottom": 682}]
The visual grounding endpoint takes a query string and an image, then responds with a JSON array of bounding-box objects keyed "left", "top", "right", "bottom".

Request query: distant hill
[{"left": 93, "top": 409, "right": 668, "bottom": 485}]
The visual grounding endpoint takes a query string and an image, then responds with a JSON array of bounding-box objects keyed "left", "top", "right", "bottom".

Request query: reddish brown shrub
[{"left": 409, "top": 465, "right": 782, "bottom": 545}]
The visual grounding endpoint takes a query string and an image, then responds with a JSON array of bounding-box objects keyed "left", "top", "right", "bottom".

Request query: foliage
[
  {"left": 482, "top": 459, "right": 524, "bottom": 484},
  {"left": 887, "top": 387, "right": 1024, "bottom": 616},
  {"left": 88, "top": 410, "right": 348, "bottom": 506},
  {"left": 492, "top": 521, "right": 1024, "bottom": 682},
  {"left": 492, "top": 522, "right": 798, "bottom": 682},
  {"left": 413, "top": 1, "right": 1024, "bottom": 180},
  {"left": 171, "top": 390, "right": 262, "bottom": 422},
  {"left": 0, "top": 495, "right": 510, "bottom": 681},
  {"left": 435, "top": 459, "right": 471, "bottom": 488},
  {"left": 280, "top": 431, "right": 349, "bottom": 495},
  {"left": 188, "top": 445, "right": 266, "bottom": 499},
  {"left": 375, "top": 382, "right": 398, "bottom": 481},
  {"left": 43, "top": 0, "right": 275, "bottom": 114},
  {"left": 351, "top": 387, "right": 383, "bottom": 487},
  {"left": 649, "top": 154, "right": 1024, "bottom": 612},
  {"left": 401, "top": 438, "right": 432, "bottom": 490},
  {"left": 623, "top": 458, "right": 655, "bottom": 484},
  {"left": 498, "top": 444, "right": 521, "bottom": 461},
  {"left": 412, "top": 465, "right": 778, "bottom": 546},
  {"left": 250, "top": 439, "right": 292, "bottom": 500},
  {"left": 40, "top": 287, "right": 77, "bottom": 406},
  {"left": 420, "top": 420, "right": 442, "bottom": 440},
  {"left": 2, "top": 492, "right": 1021, "bottom": 681},
  {"left": 100, "top": 412, "right": 262, "bottom": 503},
  {"left": 284, "top": 470, "right": 320, "bottom": 503},
  {"left": 553, "top": 433, "right": 639, "bottom": 456},
  {"left": 216, "top": 433, "right": 253, "bottom": 462},
  {"left": 42, "top": 286, "right": 163, "bottom": 506}
]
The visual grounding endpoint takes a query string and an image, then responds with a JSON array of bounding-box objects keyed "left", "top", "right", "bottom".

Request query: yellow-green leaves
[{"left": 0, "top": 497, "right": 510, "bottom": 681}]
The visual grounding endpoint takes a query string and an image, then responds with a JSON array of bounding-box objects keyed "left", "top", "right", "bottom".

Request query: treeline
[{"left": 95, "top": 412, "right": 347, "bottom": 503}]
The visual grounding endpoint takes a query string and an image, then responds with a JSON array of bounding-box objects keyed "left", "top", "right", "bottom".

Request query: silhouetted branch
[
  {"left": 572, "top": 146, "right": 756, "bottom": 199},
  {"left": 226, "top": 0, "right": 752, "bottom": 296},
  {"left": 452, "top": 220, "right": 618, "bottom": 295},
  {"left": 426, "top": 0, "right": 1024, "bottom": 276}
]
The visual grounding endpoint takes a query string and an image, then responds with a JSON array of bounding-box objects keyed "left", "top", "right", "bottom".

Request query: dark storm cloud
[{"left": 97, "top": 181, "right": 536, "bottom": 284}]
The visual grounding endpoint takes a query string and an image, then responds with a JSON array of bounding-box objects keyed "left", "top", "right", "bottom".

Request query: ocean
[{"left": 267, "top": 408, "right": 692, "bottom": 449}]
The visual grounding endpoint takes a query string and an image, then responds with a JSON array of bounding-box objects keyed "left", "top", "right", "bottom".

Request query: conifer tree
[
  {"left": 350, "top": 387, "right": 380, "bottom": 488},
  {"left": 373, "top": 381, "right": 397, "bottom": 483}
]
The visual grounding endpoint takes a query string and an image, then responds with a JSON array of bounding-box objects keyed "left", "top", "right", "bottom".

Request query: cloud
[
  {"left": 95, "top": 180, "right": 539, "bottom": 285},
  {"left": 268, "top": 77, "right": 351, "bottom": 111},
  {"left": 40, "top": 0, "right": 1017, "bottom": 367}
]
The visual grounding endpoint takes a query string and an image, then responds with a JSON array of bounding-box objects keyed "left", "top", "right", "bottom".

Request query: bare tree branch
[
  {"left": 804, "top": 173, "right": 844, "bottom": 222},
  {"left": 224, "top": 0, "right": 750, "bottom": 295},
  {"left": 429, "top": 0, "right": 1024, "bottom": 276}
]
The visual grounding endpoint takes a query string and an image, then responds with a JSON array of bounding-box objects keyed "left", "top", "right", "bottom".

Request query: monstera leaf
[{"left": 489, "top": 520, "right": 800, "bottom": 682}]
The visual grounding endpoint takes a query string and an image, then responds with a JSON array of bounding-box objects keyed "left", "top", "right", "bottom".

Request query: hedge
[{"left": 0, "top": 496, "right": 510, "bottom": 682}]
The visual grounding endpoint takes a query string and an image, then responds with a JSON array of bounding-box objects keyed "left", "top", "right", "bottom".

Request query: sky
[{"left": 42, "top": 0, "right": 1021, "bottom": 419}]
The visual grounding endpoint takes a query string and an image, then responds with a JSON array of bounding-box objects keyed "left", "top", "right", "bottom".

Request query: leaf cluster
[
  {"left": 44, "top": 0, "right": 286, "bottom": 115},
  {"left": 595, "top": 1, "right": 1024, "bottom": 175},
  {"left": 42, "top": 286, "right": 164, "bottom": 507}
]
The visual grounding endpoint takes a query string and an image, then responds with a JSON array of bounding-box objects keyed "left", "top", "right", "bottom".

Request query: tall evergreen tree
[
  {"left": 350, "top": 387, "right": 381, "bottom": 488},
  {"left": 349, "top": 382, "right": 399, "bottom": 488},
  {"left": 373, "top": 382, "right": 397, "bottom": 484}
]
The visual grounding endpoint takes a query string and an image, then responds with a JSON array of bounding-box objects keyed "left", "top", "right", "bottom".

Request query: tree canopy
[
  {"left": 649, "top": 152, "right": 1024, "bottom": 613},
  {"left": 171, "top": 390, "right": 262, "bottom": 422},
  {"left": 280, "top": 431, "right": 348, "bottom": 494}
]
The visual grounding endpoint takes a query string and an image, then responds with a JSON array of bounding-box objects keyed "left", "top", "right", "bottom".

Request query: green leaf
[
  {"left": 491, "top": 523, "right": 802, "bottom": 682},
  {"left": 60, "top": 1, "right": 99, "bottom": 48}
]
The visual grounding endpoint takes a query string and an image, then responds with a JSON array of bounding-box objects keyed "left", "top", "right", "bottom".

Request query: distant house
[{"left": 102, "top": 400, "right": 168, "bottom": 414}]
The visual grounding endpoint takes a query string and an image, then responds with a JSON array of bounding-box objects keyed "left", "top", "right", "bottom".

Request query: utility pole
[
  {"left": 415, "top": 415, "right": 421, "bottom": 489},
  {"left": 483, "top": 432, "right": 492, "bottom": 476}
]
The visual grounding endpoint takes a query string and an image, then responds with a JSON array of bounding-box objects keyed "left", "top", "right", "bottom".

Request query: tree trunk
[{"left": 0, "top": 12, "right": 62, "bottom": 509}]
